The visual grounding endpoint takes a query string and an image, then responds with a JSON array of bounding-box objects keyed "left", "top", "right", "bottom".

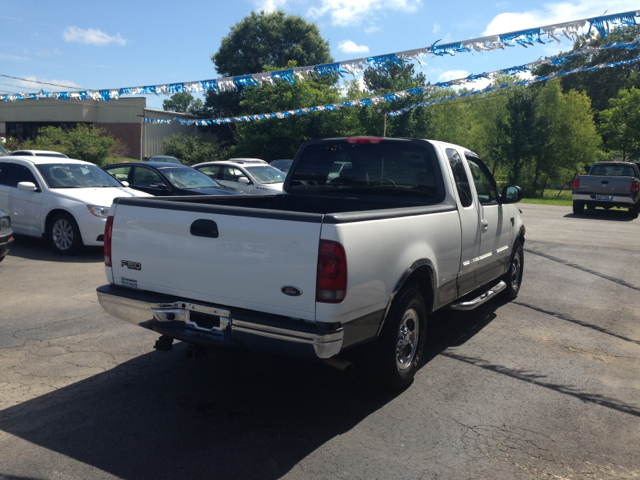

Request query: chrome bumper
[
  {"left": 572, "top": 193, "right": 636, "bottom": 204},
  {"left": 97, "top": 285, "right": 343, "bottom": 359}
]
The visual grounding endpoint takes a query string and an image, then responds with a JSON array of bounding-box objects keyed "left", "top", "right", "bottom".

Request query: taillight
[
  {"left": 632, "top": 180, "right": 639, "bottom": 194},
  {"left": 316, "top": 240, "right": 347, "bottom": 303},
  {"left": 104, "top": 215, "right": 114, "bottom": 267},
  {"left": 345, "top": 137, "right": 382, "bottom": 144},
  {"left": 572, "top": 179, "right": 579, "bottom": 190}
]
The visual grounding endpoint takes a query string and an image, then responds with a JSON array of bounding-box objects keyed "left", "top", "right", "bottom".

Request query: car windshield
[
  {"left": 160, "top": 167, "right": 220, "bottom": 189},
  {"left": 0, "top": 144, "right": 8, "bottom": 156},
  {"left": 37, "top": 163, "right": 122, "bottom": 188},
  {"left": 151, "top": 156, "right": 181, "bottom": 164},
  {"left": 271, "top": 160, "right": 293, "bottom": 171},
  {"left": 245, "top": 165, "right": 286, "bottom": 184}
]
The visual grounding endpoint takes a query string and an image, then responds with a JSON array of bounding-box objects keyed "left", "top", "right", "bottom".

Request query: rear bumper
[
  {"left": 96, "top": 284, "right": 343, "bottom": 359},
  {"left": 573, "top": 193, "right": 637, "bottom": 207}
]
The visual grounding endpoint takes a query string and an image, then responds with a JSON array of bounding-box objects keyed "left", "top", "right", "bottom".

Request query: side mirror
[
  {"left": 17, "top": 181, "right": 38, "bottom": 192},
  {"left": 238, "top": 177, "right": 251, "bottom": 185},
  {"left": 584, "top": 165, "right": 591, "bottom": 173},
  {"left": 121, "top": 181, "right": 130, "bottom": 187},
  {"left": 500, "top": 185, "right": 523, "bottom": 204}
]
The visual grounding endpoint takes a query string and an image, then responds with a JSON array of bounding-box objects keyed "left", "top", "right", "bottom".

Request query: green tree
[
  {"left": 534, "top": 26, "right": 640, "bottom": 115},
  {"left": 161, "top": 133, "right": 223, "bottom": 165},
  {"left": 228, "top": 62, "right": 359, "bottom": 160},
  {"left": 204, "top": 10, "right": 334, "bottom": 147},
  {"left": 19, "top": 124, "right": 117, "bottom": 165},
  {"left": 163, "top": 93, "right": 204, "bottom": 114},
  {"left": 599, "top": 87, "right": 640, "bottom": 160}
]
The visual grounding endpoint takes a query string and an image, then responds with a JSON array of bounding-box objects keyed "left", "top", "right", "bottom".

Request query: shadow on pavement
[
  {"left": 0, "top": 300, "right": 502, "bottom": 480},
  {"left": 564, "top": 209, "right": 635, "bottom": 221},
  {"left": 6, "top": 234, "right": 103, "bottom": 263}
]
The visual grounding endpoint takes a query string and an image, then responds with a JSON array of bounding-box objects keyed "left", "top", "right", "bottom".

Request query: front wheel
[
  {"left": 48, "top": 213, "right": 83, "bottom": 255},
  {"left": 573, "top": 201, "right": 584, "bottom": 215},
  {"left": 503, "top": 243, "right": 524, "bottom": 299},
  {"left": 362, "top": 288, "right": 427, "bottom": 389}
]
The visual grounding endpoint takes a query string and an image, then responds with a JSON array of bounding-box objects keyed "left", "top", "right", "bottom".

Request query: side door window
[
  {"left": 5, "top": 164, "right": 40, "bottom": 189},
  {"left": 466, "top": 158, "right": 498, "bottom": 205},
  {"left": 105, "top": 166, "right": 132, "bottom": 183},
  {"left": 446, "top": 148, "right": 473, "bottom": 207},
  {"left": 197, "top": 165, "right": 221, "bottom": 181}
]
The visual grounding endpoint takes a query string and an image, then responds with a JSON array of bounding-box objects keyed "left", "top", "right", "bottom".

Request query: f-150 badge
[
  {"left": 281, "top": 286, "right": 302, "bottom": 297},
  {"left": 121, "top": 260, "right": 141, "bottom": 271}
]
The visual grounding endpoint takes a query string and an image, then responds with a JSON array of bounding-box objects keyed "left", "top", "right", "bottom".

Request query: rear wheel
[
  {"left": 48, "top": 213, "right": 83, "bottom": 255},
  {"left": 573, "top": 201, "right": 584, "bottom": 215},
  {"left": 362, "top": 288, "right": 427, "bottom": 389}
]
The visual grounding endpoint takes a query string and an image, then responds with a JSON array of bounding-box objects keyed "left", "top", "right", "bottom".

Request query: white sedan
[
  {"left": 0, "top": 156, "right": 150, "bottom": 254},
  {"left": 193, "top": 160, "right": 286, "bottom": 195}
]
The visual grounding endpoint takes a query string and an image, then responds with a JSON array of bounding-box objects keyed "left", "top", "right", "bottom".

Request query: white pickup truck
[{"left": 97, "top": 137, "right": 525, "bottom": 388}]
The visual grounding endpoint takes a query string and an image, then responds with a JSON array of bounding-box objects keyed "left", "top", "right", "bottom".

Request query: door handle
[{"left": 481, "top": 220, "right": 489, "bottom": 232}]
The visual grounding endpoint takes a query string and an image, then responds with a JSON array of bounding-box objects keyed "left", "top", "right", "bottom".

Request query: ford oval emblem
[{"left": 281, "top": 286, "right": 303, "bottom": 297}]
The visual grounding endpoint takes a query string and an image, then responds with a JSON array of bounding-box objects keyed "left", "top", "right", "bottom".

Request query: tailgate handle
[{"left": 190, "top": 219, "right": 219, "bottom": 238}]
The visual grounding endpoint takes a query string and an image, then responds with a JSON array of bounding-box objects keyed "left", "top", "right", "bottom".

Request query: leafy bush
[{"left": 161, "top": 133, "right": 224, "bottom": 165}]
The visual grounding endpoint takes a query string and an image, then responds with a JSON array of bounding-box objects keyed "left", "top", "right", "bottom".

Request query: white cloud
[
  {"left": 438, "top": 70, "right": 469, "bottom": 82},
  {"left": 338, "top": 40, "right": 370, "bottom": 54},
  {"left": 484, "top": 1, "right": 640, "bottom": 36},
  {"left": 63, "top": 26, "right": 127, "bottom": 46},
  {"left": 256, "top": 0, "right": 287, "bottom": 12},
  {"left": 0, "top": 53, "right": 29, "bottom": 61},
  {"left": 309, "top": 0, "right": 421, "bottom": 27},
  {"left": 433, "top": 23, "right": 440, "bottom": 34},
  {"left": 9, "top": 76, "right": 82, "bottom": 91}
]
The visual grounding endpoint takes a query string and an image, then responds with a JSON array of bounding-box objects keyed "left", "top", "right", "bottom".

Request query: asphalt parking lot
[{"left": 0, "top": 203, "right": 639, "bottom": 480}]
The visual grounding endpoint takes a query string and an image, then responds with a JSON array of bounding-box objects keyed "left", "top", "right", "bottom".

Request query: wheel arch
[
  {"left": 377, "top": 259, "right": 436, "bottom": 337},
  {"left": 44, "top": 209, "right": 83, "bottom": 243}
]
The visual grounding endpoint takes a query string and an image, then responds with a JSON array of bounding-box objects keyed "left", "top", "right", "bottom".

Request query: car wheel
[
  {"left": 586, "top": 202, "right": 595, "bottom": 210},
  {"left": 362, "top": 288, "right": 427, "bottom": 389},
  {"left": 48, "top": 213, "right": 83, "bottom": 255},
  {"left": 629, "top": 204, "right": 639, "bottom": 219},
  {"left": 503, "top": 242, "right": 524, "bottom": 299},
  {"left": 573, "top": 201, "right": 584, "bottom": 215}
]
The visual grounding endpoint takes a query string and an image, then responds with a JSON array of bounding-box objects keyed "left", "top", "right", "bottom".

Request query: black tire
[
  {"left": 573, "top": 201, "right": 584, "bottom": 215},
  {"left": 503, "top": 242, "right": 524, "bottom": 299},
  {"left": 628, "top": 203, "right": 639, "bottom": 219},
  {"left": 48, "top": 213, "right": 83, "bottom": 255},
  {"left": 362, "top": 288, "right": 427, "bottom": 389},
  {"left": 586, "top": 203, "right": 595, "bottom": 210}
]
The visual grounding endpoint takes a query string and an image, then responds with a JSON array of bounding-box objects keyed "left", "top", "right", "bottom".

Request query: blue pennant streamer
[
  {"left": 271, "top": 69, "right": 296, "bottom": 84},
  {"left": 314, "top": 63, "right": 343, "bottom": 77},
  {"left": 99, "top": 90, "right": 110, "bottom": 102},
  {"left": 589, "top": 11, "right": 638, "bottom": 38},
  {"left": 200, "top": 80, "right": 219, "bottom": 92},
  {"left": 233, "top": 75, "right": 260, "bottom": 89}
]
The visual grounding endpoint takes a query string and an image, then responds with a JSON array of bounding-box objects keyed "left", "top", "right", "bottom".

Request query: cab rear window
[{"left": 288, "top": 141, "right": 442, "bottom": 200}]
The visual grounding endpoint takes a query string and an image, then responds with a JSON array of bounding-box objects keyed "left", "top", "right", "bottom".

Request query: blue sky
[{"left": 1, "top": 0, "right": 638, "bottom": 111}]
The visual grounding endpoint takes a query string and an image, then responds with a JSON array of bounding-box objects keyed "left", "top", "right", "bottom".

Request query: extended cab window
[
  {"left": 289, "top": 141, "right": 442, "bottom": 200},
  {"left": 446, "top": 148, "right": 472, "bottom": 207},
  {"left": 466, "top": 156, "right": 498, "bottom": 205}
]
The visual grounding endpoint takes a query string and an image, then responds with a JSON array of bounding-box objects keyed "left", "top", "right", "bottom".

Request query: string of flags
[
  {"left": 1, "top": 9, "right": 639, "bottom": 104},
  {"left": 141, "top": 37, "right": 640, "bottom": 126}
]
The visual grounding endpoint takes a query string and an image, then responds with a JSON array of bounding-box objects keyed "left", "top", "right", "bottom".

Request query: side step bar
[{"left": 450, "top": 281, "right": 506, "bottom": 311}]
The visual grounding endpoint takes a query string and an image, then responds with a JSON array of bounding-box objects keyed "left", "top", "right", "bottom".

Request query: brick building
[{"left": 0, "top": 97, "right": 199, "bottom": 160}]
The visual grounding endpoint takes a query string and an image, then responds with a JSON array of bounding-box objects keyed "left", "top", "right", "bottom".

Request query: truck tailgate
[
  {"left": 109, "top": 202, "right": 322, "bottom": 320},
  {"left": 577, "top": 175, "right": 634, "bottom": 195}
]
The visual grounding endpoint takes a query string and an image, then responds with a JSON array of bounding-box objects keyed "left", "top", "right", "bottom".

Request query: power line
[{"left": 0, "top": 74, "right": 84, "bottom": 90}]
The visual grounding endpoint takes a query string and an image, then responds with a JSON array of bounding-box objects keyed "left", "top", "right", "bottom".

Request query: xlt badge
[{"left": 121, "top": 260, "right": 141, "bottom": 271}]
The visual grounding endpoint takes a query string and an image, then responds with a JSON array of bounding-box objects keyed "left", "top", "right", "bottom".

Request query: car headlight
[
  {"left": 87, "top": 206, "right": 110, "bottom": 217},
  {"left": 0, "top": 216, "right": 10, "bottom": 234}
]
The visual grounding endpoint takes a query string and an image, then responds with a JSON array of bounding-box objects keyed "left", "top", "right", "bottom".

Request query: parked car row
[{"left": 0, "top": 150, "right": 295, "bottom": 257}]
